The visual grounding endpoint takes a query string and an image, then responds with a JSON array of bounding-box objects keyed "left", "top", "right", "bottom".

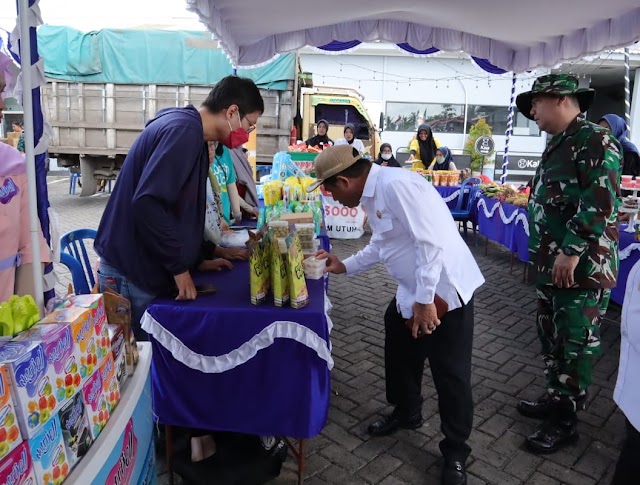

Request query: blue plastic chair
[
  {"left": 59, "top": 252, "right": 91, "bottom": 295},
  {"left": 59, "top": 229, "right": 98, "bottom": 294},
  {"left": 450, "top": 177, "right": 482, "bottom": 243},
  {"left": 69, "top": 173, "right": 80, "bottom": 195}
]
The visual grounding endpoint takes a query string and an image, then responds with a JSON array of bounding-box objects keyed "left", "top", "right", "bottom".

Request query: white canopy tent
[
  {"left": 185, "top": 0, "right": 640, "bottom": 72},
  {"left": 9, "top": 0, "right": 640, "bottom": 310}
]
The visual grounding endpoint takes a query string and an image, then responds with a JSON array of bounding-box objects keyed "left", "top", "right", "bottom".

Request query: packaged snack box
[
  {"left": 114, "top": 352, "right": 127, "bottom": 391},
  {"left": 81, "top": 370, "right": 108, "bottom": 441},
  {"left": 0, "top": 441, "right": 37, "bottom": 485},
  {"left": 99, "top": 355, "right": 120, "bottom": 414},
  {"left": 28, "top": 415, "right": 69, "bottom": 485},
  {"left": 0, "top": 342, "right": 59, "bottom": 438},
  {"left": 107, "top": 324, "right": 124, "bottom": 363},
  {"left": 15, "top": 325, "right": 81, "bottom": 409},
  {"left": 0, "top": 367, "right": 21, "bottom": 460},
  {"left": 40, "top": 307, "right": 99, "bottom": 385},
  {"left": 59, "top": 392, "right": 92, "bottom": 469},
  {"left": 103, "top": 291, "right": 138, "bottom": 376}
]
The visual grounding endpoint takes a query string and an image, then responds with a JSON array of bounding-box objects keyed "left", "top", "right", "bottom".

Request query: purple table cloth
[
  {"left": 477, "top": 194, "right": 638, "bottom": 305},
  {"left": 142, "top": 263, "right": 332, "bottom": 438},
  {"left": 476, "top": 195, "right": 529, "bottom": 263},
  {"left": 612, "top": 225, "right": 639, "bottom": 305},
  {"left": 435, "top": 185, "right": 463, "bottom": 209}
]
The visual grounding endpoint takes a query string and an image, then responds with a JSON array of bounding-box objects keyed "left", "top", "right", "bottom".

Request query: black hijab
[
  {"left": 375, "top": 143, "right": 400, "bottom": 167},
  {"left": 416, "top": 123, "right": 437, "bottom": 163},
  {"left": 344, "top": 123, "right": 356, "bottom": 145},
  {"left": 305, "top": 119, "right": 332, "bottom": 147}
]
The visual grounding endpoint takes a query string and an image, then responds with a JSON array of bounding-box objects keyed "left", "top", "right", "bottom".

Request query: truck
[{"left": 38, "top": 26, "right": 381, "bottom": 196}]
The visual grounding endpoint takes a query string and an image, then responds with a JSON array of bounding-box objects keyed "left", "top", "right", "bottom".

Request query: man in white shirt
[
  {"left": 309, "top": 145, "right": 484, "bottom": 485},
  {"left": 611, "top": 260, "right": 640, "bottom": 484}
]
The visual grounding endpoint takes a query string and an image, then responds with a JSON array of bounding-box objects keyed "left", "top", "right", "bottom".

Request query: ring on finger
[{"left": 428, "top": 324, "right": 436, "bottom": 331}]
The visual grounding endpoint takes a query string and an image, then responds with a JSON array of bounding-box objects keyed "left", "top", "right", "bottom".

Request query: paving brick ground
[{"left": 47, "top": 175, "right": 625, "bottom": 484}]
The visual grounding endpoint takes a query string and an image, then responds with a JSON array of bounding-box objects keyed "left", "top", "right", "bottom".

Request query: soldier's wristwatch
[{"left": 561, "top": 247, "right": 579, "bottom": 257}]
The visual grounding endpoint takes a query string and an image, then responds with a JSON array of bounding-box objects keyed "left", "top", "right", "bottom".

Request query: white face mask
[
  {"left": 381, "top": 153, "right": 392, "bottom": 161},
  {"left": 436, "top": 155, "right": 446, "bottom": 164}
]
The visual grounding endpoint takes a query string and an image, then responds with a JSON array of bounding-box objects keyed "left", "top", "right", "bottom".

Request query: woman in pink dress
[{"left": 0, "top": 57, "right": 51, "bottom": 304}]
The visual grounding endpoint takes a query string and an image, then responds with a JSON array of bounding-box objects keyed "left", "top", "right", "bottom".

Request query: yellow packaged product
[
  {"left": 263, "top": 182, "right": 282, "bottom": 207},
  {"left": 286, "top": 234, "right": 309, "bottom": 309},
  {"left": 270, "top": 241, "right": 290, "bottom": 307},
  {"left": 250, "top": 243, "right": 268, "bottom": 305}
]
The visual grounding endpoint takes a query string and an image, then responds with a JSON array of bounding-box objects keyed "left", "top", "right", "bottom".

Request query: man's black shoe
[
  {"left": 441, "top": 460, "right": 467, "bottom": 485},
  {"left": 367, "top": 412, "right": 423, "bottom": 437},
  {"left": 526, "top": 415, "right": 578, "bottom": 454},
  {"left": 517, "top": 394, "right": 556, "bottom": 420}
]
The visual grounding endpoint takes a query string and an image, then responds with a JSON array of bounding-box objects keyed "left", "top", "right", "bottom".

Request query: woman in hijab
[
  {"left": 433, "top": 146, "right": 457, "bottom": 171},
  {"left": 305, "top": 119, "right": 333, "bottom": 148},
  {"left": 374, "top": 143, "right": 400, "bottom": 167},
  {"left": 599, "top": 114, "right": 640, "bottom": 177},
  {"left": 334, "top": 123, "right": 366, "bottom": 154},
  {"left": 408, "top": 124, "right": 440, "bottom": 169}
]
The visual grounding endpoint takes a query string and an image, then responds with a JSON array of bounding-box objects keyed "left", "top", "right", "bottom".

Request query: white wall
[{"left": 300, "top": 51, "right": 549, "bottom": 157}]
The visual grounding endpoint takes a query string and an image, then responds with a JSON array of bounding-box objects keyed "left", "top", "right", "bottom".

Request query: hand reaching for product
[
  {"left": 174, "top": 271, "right": 197, "bottom": 301},
  {"left": 315, "top": 250, "right": 346, "bottom": 275},
  {"left": 199, "top": 258, "right": 233, "bottom": 272},
  {"left": 216, "top": 247, "right": 250, "bottom": 261}
]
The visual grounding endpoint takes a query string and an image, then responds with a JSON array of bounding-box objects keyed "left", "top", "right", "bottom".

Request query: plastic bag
[{"left": 220, "top": 230, "right": 250, "bottom": 248}]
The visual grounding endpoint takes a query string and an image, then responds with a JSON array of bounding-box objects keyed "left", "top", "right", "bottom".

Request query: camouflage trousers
[{"left": 536, "top": 286, "right": 611, "bottom": 412}]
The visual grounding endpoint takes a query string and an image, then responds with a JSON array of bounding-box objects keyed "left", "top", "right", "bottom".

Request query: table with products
[
  {"left": 0, "top": 293, "right": 154, "bottom": 485},
  {"left": 476, "top": 193, "right": 638, "bottom": 305},
  {"left": 142, "top": 263, "right": 332, "bottom": 484},
  {"left": 476, "top": 194, "right": 529, "bottom": 263}
]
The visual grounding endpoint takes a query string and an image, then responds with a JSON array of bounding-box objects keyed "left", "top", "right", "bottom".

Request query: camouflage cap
[{"left": 516, "top": 74, "right": 595, "bottom": 120}]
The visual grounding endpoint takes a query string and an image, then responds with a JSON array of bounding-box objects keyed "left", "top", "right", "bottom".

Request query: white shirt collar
[{"left": 362, "top": 163, "right": 381, "bottom": 199}]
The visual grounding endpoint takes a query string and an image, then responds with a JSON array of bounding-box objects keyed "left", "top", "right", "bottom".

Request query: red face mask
[{"left": 222, "top": 112, "right": 249, "bottom": 149}]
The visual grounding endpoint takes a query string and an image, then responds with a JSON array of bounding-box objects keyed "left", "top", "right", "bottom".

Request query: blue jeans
[{"left": 97, "top": 260, "right": 157, "bottom": 342}]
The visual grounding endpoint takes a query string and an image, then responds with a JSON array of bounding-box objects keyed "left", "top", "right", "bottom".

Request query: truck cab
[{"left": 301, "top": 87, "right": 381, "bottom": 157}]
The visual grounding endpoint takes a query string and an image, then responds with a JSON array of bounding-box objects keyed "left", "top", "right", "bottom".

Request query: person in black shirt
[
  {"left": 374, "top": 143, "right": 400, "bottom": 167},
  {"left": 305, "top": 119, "right": 333, "bottom": 148}
]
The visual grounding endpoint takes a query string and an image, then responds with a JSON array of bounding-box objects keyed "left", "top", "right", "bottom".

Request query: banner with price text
[{"left": 321, "top": 187, "right": 366, "bottom": 239}]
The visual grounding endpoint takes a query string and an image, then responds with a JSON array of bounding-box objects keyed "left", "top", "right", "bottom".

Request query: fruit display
[
  {"left": 28, "top": 415, "right": 69, "bottom": 485},
  {"left": 287, "top": 142, "right": 328, "bottom": 153},
  {"left": 481, "top": 184, "right": 530, "bottom": 208},
  {"left": 0, "top": 367, "right": 21, "bottom": 460}
]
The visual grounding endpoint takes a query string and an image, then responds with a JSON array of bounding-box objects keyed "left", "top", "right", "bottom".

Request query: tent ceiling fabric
[{"left": 185, "top": 0, "right": 640, "bottom": 72}]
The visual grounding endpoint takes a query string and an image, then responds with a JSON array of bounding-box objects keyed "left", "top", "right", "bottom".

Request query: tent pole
[
  {"left": 624, "top": 47, "right": 631, "bottom": 136},
  {"left": 501, "top": 73, "right": 517, "bottom": 185},
  {"left": 18, "top": 0, "right": 44, "bottom": 313}
]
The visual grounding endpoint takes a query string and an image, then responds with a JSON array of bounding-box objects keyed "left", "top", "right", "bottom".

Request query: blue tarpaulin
[{"left": 37, "top": 26, "right": 296, "bottom": 90}]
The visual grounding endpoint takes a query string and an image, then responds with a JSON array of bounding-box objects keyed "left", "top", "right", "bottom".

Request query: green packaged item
[
  {"left": 271, "top": 240, "right": 290, "bottom": 307},
  {"left": 286, "top": 234, "right": 309, "bottom": 309},
  {"left": 0, "top": 295, "right": 40, "bottom": 338}
]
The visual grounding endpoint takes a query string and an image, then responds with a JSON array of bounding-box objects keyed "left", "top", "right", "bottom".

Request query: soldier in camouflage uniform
[{"left": 515, "top": 74, "right": 622, "bottom": 454}]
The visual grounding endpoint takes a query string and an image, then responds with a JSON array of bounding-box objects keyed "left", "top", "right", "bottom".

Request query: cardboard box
[
  {"left": 113, "top": 352, "right": 127, "bottom": 392},
  {"left": 103, "top": 291, "right": 138, "bottom": 375},
  {"left": 98, "top": 355, "right": 120, "bottom": 414},
  {"left": 15, "top": 325, "right": 81, "bottom": 408},
  {"left": 54, "top": 294, "right": 110, "bottom": 364},
  {"left": 0, "top": 441, "right": 38, "bottom": 485},
  {"left": 40, "top": 307, "right": 100, "bottom": 386},
  {"left": 81, "top": 370, "right": 108, "bottom": 441},
  {"left": 59, "top": 392, "right": 92, "bottom": 469},
  {"left": 28, "top": 415, "right": 69, "bottom": 485},
  {"left": 0, "top": 368, "right": 21, "bottom": 461},
  {"left": 107, "top": 324, "right": 124, "bottom": 363},
  {"left": 278, "top": 213, "right": 314, "bottom": 224},
  {"left": 0, "top": 342, "right": 60, "bottom": 439}
]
